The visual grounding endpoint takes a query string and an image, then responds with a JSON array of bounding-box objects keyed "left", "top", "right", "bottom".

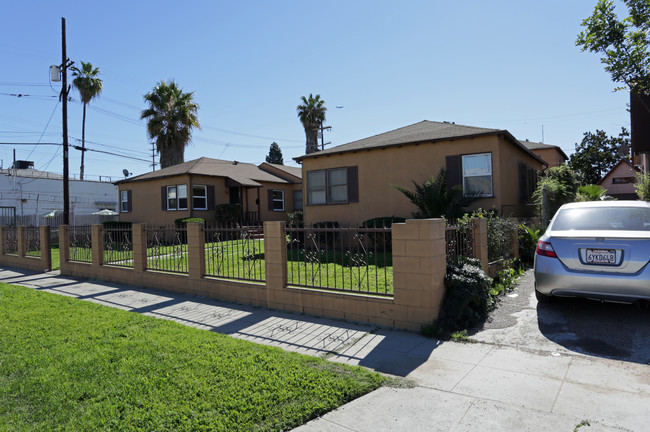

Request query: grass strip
[{"left": 0, "top": 283, "right": 385, "bottom": 431}]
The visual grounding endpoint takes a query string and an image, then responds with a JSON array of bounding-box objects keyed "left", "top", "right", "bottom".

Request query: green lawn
[
  {"left": 0, "top": 283, "right": 386, "bottom": 431},
  {"left": 50, "top": 240, "right": 394, "bottom": 293}
]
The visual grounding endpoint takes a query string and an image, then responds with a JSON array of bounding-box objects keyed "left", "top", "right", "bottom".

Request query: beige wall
[
  {"left": 600, "top": 163, "right": 639, "bottom": 198},
  {"left": 118, "top": 175, "right": 301, "bottom": 225},
  {"left": 531, "top": 148, "right": 565, "bottom": 168},
  {"left": 302, "top": 135, "right": 545, "bottom": 226},
  {"left": 252, "top": 181, "right": 302, "bottom": 222}
]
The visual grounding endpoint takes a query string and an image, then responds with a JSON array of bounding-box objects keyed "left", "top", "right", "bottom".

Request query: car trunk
[{"left": 549, "top": 230, "right": 650, "bottom": 274}]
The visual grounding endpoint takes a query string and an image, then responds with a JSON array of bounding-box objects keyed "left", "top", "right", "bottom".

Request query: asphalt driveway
[{"left": 470, "top": 269, "right": 650, "bottom": 365}]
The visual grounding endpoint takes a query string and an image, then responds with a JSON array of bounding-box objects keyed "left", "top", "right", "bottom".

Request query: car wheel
[{"left": 535, "top": 289, "right": 554, "bottom": 303}]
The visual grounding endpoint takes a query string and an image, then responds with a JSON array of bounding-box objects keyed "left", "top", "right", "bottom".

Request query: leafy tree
[
  {"left": 533, "top": 165, "right": 580, "bottom": 223},
  {"left": 393, "top": 168, "right": 478, "bottom": 220},
  {"left": 635, "top": 170, "right": 650, "bottom": 200},
  {"left": 297, "top": 94, "right": 326, "bottom": 154},
  {"left": 577, "top": 0, "right": 650, "bottom": 98},
  {"left": 71, "top": 61, "right": 103, "bottom": 180},
  {"left": 569, "top": 128, "right": 630, "bottom": 184},
  {"left": 141, "top": 80, "right": 200, "bottom": 169},
  {"left": 265, "top": 142, "right": 284, "bottom": 164}
]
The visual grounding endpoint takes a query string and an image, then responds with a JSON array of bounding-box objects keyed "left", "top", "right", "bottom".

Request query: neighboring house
[
  {"left": 520, "top": 140, "right": 568, "bottom": 168},
  {"left": 597, "top": 158, "right": 640, "bottom": 200},
  {"left": 115, "top": 157, "right": 302, "bottom": 225},
  {"left": 0, "top": 164, "right": 118, "bottom": 225},
  {"left": 294, "top": 120, "right": 546, "bottom": 226}
]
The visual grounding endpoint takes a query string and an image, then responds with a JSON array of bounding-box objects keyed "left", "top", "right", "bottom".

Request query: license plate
[{"left": 585, "top": 249, "right": 616, "bottom": 265}]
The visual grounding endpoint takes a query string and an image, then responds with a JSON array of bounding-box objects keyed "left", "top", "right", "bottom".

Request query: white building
[{"left": 0, "top": 167, "right": 118, "bottom": 225}]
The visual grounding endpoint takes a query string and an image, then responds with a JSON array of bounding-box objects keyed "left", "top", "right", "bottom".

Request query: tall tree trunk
[
  {"left": 305, "top": 122, "right": 319, "bottom": 154},
  {"left": 80, "top": 103, "right": 86, "bottom": 180}
]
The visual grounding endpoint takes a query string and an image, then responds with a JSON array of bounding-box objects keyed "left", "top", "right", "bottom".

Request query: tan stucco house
[
  {"left": 294, "top": 121, "right": 547, "bottom": 226},
  {"left": 520, "top": 140, "right": 568, "bottom": 168},
  {"left": 597, "top": 158, "right": 640, "bottom": 200},
  {"left": 115, "top": 157, "right": 302, "bottom": 225}
]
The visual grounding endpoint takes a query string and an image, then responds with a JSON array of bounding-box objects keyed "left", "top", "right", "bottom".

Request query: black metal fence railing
[
  {"left": 285, "top": 226, "right": 393, "bottom": 296},
  {"left": 104, "top": 226, "right": 133, "bottom": 268},
  {"left": 146, "top": 225, "right": 188, "bottom": 274},
  {"left": 445, "top": 223, "right": 474, "bottom": 261},
  {"left": 4, "top": 227, "right": 18, "bottom": 255},
  {"left": 69, "top": 226, "right": 92, "bottom": 263},
  {"left": 25, "top": 227, "right": 41, "bottom": 257},
  {"left": 205, "top": 225, "right": 265, "bottom": 281}
]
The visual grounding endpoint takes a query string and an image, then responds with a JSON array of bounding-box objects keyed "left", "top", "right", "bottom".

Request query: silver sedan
[{"left": 534, "top": 200, "right": 650, "bottom": 303}]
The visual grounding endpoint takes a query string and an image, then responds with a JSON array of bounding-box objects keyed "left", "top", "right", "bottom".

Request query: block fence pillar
[
  {"left": 392, "top": 218, "right": 447, "bottom": 326},
  {"left": 472, "top": 217, "right": 488, "bottom": 272},
  {"left": 40, "top": 226, "right": 51, "bottom": 270},
  {"left": 187, "top": 223, "right": 205, "bottom": 280},
  {"left": 264, "top": 221, "right": 287, "bottom": 308},
  {"left": 132, "top": 224, "right": 147, "bottom": 273},
  {"left": 59, "top": 225, "right": 70, "bottom": 273},
  {"left": 17, "top": 226, "right": 26, "bottom": 257},
  {"left": 91, "top": 225, "right": 104, "bottom": 268}
]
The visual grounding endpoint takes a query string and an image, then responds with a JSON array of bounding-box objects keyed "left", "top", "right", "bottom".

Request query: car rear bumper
[{"left": 534, "top": 255, "right": 650, "bottom": 303}]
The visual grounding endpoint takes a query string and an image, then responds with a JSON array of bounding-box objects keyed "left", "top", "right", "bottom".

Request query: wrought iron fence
[
  {"left": 146, "top": 225, "right": 188, "bottom": 274},
  {"left": 69, "top": 226, "right": 92, "bottom": 263},
  {"left": 445, "top": 223, "right": 474, "bottom": 261},
  {"left": 25, "top": 227, "right": 41, "bottom": 257},
  {"left": 286, "top": 226, "right": 393, "bottom": 296},
  {"left": 205, "top": 225, "right": 265, "bottom": 281},
  {"left": 4, "top": 226, "right": 18, "bottom": 255},
  {"left": 104, "top": 225, "right": 133, "bottom": 267}
]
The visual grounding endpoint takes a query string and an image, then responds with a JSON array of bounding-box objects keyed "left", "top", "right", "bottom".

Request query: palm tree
[
  {"left": 393, "top": 168, "right": 479, "bottom": 220},
  {"left": 71, "top": 61, "right": 103, "bottom": 180},
  {"left": 297, "top": 94, "right": 326, "bottom": 154},
  {"left": 141, "top": 80, "right": 200, "bottom": 169}
]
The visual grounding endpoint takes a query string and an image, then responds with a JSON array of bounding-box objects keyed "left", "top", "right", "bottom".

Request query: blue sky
[{"left": 0, "top": 1, "right": 631, "bottom": 180}]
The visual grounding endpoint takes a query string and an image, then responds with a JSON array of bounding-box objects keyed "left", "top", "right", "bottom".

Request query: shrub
[
  {"left": 438, "top": 257, "right": 494, "bottom": 334},
  {"left": 457, "top": 209, "right": 517, "bottom": 262},
  {"left": 216, "top": 204, "right": 241, "bottom": 226},
  {"left": 636, "top": 171, "right": 650, "bottom": 201},
  {"left": 519, "top": 224, "right": 541, "bottom": 267},
  {"left": 174, "top": 217, "right": 205, "bottom": 228},
  {"left": 360, "top": 216, "right": 405, "bottom": 251}
]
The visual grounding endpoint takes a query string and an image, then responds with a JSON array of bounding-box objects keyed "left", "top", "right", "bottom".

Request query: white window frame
[
  {"left": 167, "top": 184, "right": 188, "bottom": 211},
  {"left": 462, "top": 153, "right": 493, "bottom": 197},
  {"left": 192, "top": 185, "right": 207, "bottom": 210},
  {"left": 120, "top": 190, "right": 129, "bottom": 213},
  {"left": 272, "top": 190, "right": 285, "bottom": 211}
]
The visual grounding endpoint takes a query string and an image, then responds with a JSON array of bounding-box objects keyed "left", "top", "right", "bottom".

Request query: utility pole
[
  {"left": 150, "top": 142, "right": 157, "bottom": 171},
  {"left": 318, "top": 122, "right": 331, "bottom": 151},
  {"left": 61, "top": 17, "right": 71, "bottom": 225}
]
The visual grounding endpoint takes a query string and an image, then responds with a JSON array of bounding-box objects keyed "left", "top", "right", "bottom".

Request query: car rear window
[{"left": 551, "top": 207, "right": 650, "bottom": 231}]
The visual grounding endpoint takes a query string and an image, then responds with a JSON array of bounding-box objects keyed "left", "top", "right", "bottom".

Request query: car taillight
[{"left": 536, "top": 240, "right": 557, "bottom": 258}]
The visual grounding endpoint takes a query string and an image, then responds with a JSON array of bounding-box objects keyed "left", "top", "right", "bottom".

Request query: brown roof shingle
[
  {"left": 115, "top": 157, "right": 289, "bottom": 186},
  {"left": 294, "top": 120, "right": 544, "bottom": 164}
]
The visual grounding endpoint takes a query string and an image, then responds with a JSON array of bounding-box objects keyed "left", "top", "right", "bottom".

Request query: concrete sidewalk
[{"left": 1, "top": 267, "right": 648, "bottom": 431}]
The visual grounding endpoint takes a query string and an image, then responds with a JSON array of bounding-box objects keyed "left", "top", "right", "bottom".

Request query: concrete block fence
[{"left": 0, "top": 219, "right": 514, "bottom": 331}]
